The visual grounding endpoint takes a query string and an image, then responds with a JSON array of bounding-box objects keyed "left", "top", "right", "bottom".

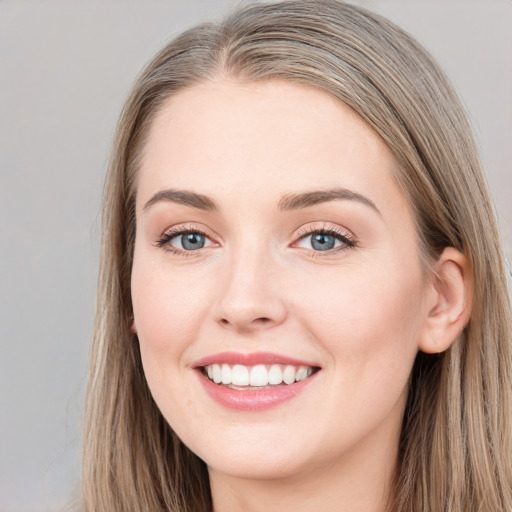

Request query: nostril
[
  {"left": 254, "top": 317, "right": 271, "bottom": 324},
  {"left": 219, "top": 316, "right": 273, "bottom": 328}
]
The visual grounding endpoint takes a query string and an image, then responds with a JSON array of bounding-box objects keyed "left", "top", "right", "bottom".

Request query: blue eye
[
  {"left": 310, "top": 233, "right": 337, "bottom": 251},
  {"left": 295, "top": 228, "right": 355, "bottom": 253},
  {"left": 304, "top": 233, "right": 341, "bottom": 251},
  {"left": 157, "top": 228, "right": 214, "bottom": 253},
  {"left": 179, "top": 232, "right": 206, "bottom": 250}
]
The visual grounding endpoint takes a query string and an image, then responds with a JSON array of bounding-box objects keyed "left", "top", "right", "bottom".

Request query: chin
[
  {"left": 204, "top": 451, "right": 309, "bottom": 481},
  {"left": 181, "top": 425, "right": 316, "bottom": 481}
]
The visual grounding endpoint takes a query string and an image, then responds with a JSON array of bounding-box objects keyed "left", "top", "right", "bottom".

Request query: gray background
[{"left": 1, "top": 1, "right": 511, "bottom": 511}]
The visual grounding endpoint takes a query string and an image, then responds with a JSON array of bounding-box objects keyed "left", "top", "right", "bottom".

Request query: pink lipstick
[{"left": 193, "top": 352, "right": 320, "bottom": 411}]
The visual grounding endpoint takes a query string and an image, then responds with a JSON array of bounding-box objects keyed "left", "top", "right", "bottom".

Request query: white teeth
[
  {"left": 204, "top": 363, "right": 316, "bottom": 387},
  {"left": 231, "top": 364, "right": 250, "bottom": 386},
  {"left": 250, "top": 364, "right": 269, "bottom": 386},
  {"left": 221, "top": 364, "right": 232, "bottom": 385},
  {"left": 295, "top": 366, "right": 309, "bottom": 382},
  {"left": 283, "top": 365, "right": 296, "bottom": 385},
  {"left": 268, "top": 364, "right": 283, "bottom": 385},
  {"left": 212, "top": 364, "right": 222, "bottom": 384}
]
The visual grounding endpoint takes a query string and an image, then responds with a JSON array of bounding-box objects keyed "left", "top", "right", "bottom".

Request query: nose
[{"left": 213, "top": 247, "right": 287, "bottom": 334}]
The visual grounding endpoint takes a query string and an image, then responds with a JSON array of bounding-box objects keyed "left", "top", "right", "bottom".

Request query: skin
[{"left": 131, "top": 79, "right": 470, "bottom": 512}]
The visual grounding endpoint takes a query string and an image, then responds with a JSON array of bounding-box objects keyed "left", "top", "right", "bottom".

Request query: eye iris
[
  {"left": 311, "top": 233, "right": 336, "bottom": 251},
  {"left": 181, "top": 233, "right": 205, "bottom": 250}
]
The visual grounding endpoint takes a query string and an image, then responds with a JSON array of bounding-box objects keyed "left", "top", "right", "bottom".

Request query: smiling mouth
[{"left": 202, "top": 363, "right": 319, "bottom": 390}]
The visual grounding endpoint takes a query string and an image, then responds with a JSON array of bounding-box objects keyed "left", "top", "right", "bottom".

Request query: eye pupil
[
  {"left": 181, "top": 233, "right": 205, "bottom": 250},
  {"left": 311, "top": 233, "right": 335, "bottom": 251}
]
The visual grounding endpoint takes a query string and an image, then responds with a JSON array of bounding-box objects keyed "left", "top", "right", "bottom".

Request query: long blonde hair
[{"left": 83, "top": 1, "right": 512, "bottom": 510}]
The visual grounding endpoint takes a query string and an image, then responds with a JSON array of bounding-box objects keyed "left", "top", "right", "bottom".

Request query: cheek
[
  {"left": 130, "top": 258, "right": 213, "bottom": 427},
  {"left": 131, "top": 257, "right": 209, "bottom": 376},
  {"left": 294, "top": 263, "right": 424, "bottom": 444},
  {"left": 294, "top": 259, "right": 425, "bottom": 381}
]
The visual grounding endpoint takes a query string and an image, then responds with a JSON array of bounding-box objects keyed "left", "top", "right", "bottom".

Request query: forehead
[{"left": 137, "top": 79, "right": 406, "bottom": 217}]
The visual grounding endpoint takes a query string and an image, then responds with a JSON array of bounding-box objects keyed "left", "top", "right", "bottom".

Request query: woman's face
[{"left": 131, "top": 79, "right": 433, "bottom": 482}]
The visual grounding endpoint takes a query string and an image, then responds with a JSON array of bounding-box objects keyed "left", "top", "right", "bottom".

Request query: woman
[{"left": 82, "top": 1, "right": 512, "bottom": 510}]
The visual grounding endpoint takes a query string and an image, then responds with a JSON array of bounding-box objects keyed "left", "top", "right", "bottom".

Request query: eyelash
[
  {"left": 155, "top": 225, "right": 212, "bottom": 257},
  {"left": 294, "top": 225, "right": 356, "bottom": 256},
  {"left": 156, "top": 224, "right": 357, "bottom": 257}
]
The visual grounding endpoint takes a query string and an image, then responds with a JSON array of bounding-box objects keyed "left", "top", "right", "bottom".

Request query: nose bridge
[{"left": 215, "top": 237, "right": 286, "bottom": 331}]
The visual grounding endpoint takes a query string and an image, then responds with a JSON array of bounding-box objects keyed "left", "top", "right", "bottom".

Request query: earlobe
[
  {"left": 130, "top": 314, "right": 138, "bottom": 334},
  {"left": 418, "top": 247, "right": 472, "bottom": 354}
]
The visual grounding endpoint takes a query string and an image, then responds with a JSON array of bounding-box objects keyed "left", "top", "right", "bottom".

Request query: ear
[
  {"left": 130, "top": 314, "right": 138, "bottom": 334},
  {"left": 418, "top": 247, "right": 472, "bottom": 354}
]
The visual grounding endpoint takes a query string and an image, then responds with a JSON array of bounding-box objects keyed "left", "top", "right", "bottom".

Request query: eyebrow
[
  {"left": 278, "top": 188, "right": 380, "bottom": 215},
  {"left": 143, "top": 187, "right": 380, "bottom": 215},
  {"left": 143, "top": 189, "right": 218, "bottom": 212}
]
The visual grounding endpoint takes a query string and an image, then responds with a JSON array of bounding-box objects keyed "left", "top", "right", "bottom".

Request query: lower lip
[{"left": 196, "top": 370, "right": 318, "bottom": 411}]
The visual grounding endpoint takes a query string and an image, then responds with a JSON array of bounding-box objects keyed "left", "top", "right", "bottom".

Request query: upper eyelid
[
  {"left": 291, "top": 224, "right": 357, "bottom": 253},
  {"left": 293, "top": 223, "right": 355, "bottom": 240},
  {"left": 159, "top": 223, "right": 216, "bottom": 239},
  {"left": 155, "top": 224, "right": 216, "bottom": 251},
  {"left": 156, "top": 222, "right": 356, "bottom": 248}
]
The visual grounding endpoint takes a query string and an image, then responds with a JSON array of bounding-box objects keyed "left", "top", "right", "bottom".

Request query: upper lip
[{"left": 192, "top": 351, "right": 320, "bottom": 368}]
